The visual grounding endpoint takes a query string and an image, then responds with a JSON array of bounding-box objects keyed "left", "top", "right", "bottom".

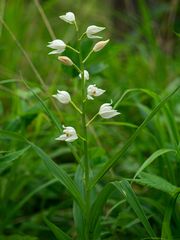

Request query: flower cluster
[{"left": 48, "top": 12, "right": 120, "bottom": 142}]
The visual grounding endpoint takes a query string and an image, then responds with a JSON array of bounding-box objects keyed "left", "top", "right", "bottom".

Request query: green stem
[
  {"left": 70, "top": 100, "right": 82, "bottom": 114},
  {"left": 73, "top": 63, "right": 81, "bottom": 73},
  {"left": 86, "top": 113, "right": 99, "bottom": 127},
  {"left": 79, "top": 32, "right": 86, "bottom": 41},
  {"left": 83, "top": 49, "right": 93, "bottom": 63},
  {"left": 78, "top": 39, "right": 90, "bottom": 240},
  {"left": 66, "top": 45, "right": 80, "bottom": 54}
]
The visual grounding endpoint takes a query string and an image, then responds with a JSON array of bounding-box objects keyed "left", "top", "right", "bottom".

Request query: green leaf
[
  {"left": 89, "top": 184, "right": 114, "bottom": 239},
  {"left": 97, "top": 121, "right": 137, "bottom": 128},
  {"left": 89, "top": 86, "right": 180, "bottom": 189},
  {"left": 134, "top": 172, "right": 180, "bottom": 196},
  {"left": 0, "top": 235, "right": 38, "bottom": 240},
  {"left": 30, "top": 142, "right": 85, "bottom": 211},
  {"left": 44, "top": 218, "right": 72, "bottom": 240},
  {"left": 133, "top": 148, "right": 176, "bottom": 179},
  {"left": 0, "top": 146, "right": 30, "bottom": 170},
  {"left": 113, "top": 180, "right": 156, "bottom": 238},
  {"left": 114, "top": 88, "right": 159, "bottom": 109},
  {"left": 4, "top": 179, "right": 57, "bottom": 225},
  {"left": 161, "top": 193, "right": 180, "bottom": 240}
]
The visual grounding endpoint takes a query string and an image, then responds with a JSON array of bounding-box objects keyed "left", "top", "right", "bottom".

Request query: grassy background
[{"left": 0, "top": 0, "right": 180, "bottom": 239}]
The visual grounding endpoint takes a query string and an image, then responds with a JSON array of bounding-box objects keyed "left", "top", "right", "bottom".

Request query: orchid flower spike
[
  {"left": 86, "top": 25, "right": 105, "bottom": 39},
  {"left": 59, "top": 12, "right": 75, "bottom": 24},
  {"left": 79, "top": 70, "right": 89, "bottom": 80},
  {"left": 87, "top": 84, "right": 105, "bottom": 100},
  {"left": 47, "top": 39, "right": 66, "bottom": 55},
  {"left": 93, "top": 39, "right": 110, "bottom": 52},
  {"left": 56, "top": 126, "right": 78, "bottom": 142},
  {"left": 99, "top": 103, "right": 120, "bottom": 119},
  {"left": 52, "top": 90, "right": 71, "bottom": 104}
]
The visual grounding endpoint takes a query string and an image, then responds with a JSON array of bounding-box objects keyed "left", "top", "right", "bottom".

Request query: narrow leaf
[
  {"left": 113, "top": 180, "right": 156, "bottom": 238},
  {"left": 133, "top": 148, "right": 176, "bottom": 179},
  {"left": 161, "top": 193, "right": 179, "bottom": 240},
  {"left": 135, "top": 172, "right": 180, "bottom": 196},
  {"left": 30, "top": 142, "right": 85, "bottom": 211},
  {"left": 45, "top": 218, "right": 72, "bottom": 240},
  {"left": 89, "top": 86, "right": 180, "bottom": 189}
]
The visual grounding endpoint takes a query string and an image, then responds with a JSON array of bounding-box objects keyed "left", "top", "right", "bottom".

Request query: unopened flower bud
[
  {"left": 53, "top": 90, "right": 71, "bottom": 104},
  {"left": 86, "top": 25, "right": 105, "bottom": 39},
  {"left": 58, "top": 56, "right": 73, "bottom": 66},
  {"left": 59, "top": 12, "right": 75, "bottom": 24},
  {"left": 93, "top": 39, "right": 109, "bottom": 52},
  {"left": 47, "top": 39, "right": 66, "bottom": 55}
]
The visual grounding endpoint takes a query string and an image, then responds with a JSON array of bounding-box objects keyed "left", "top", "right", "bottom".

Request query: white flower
[
  {"left": 79, "top": 70, "right": 89, "bottom": 80},
  {"left": 98, "top": 103, "right": 120, "bottom": 119},
  {"left": 52, "top": 90, "right": 71, "bottom": 104},
  {"left": 86, "top": 25, "right": 105, "bottom": 39},
  {"left": 58, "top": 56, "right": 73, "bottom": 66},
  {"left": 93, "top": 39, "right": 109, "bottom": 52},
  {"left": 47, "top": 39, "right": 66, "bottom": 55},
  {"left": 59, "top": 12, "right": 75, "bottom": 24},
  {"left": 56, "top": 126, "right": 78, "bottom": 142},
  {"left": 87, "top": 84, "right": 105, "bottom": 100}
]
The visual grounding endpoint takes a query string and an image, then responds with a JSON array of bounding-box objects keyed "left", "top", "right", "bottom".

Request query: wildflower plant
[{"left": 30, "top": 11, "right": 179, "bottom": 240}]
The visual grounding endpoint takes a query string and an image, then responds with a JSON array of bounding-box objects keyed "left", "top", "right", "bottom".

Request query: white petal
[
  {"left": 87, "top": 95, "right": 94, "bottom": 100},
  {"left": 79, "top": 70, "right": 89, "bottom": 80},
  {"left": 66, "top": 134, "right": 78, "bottom": 142},
  {"left": 55, "top": 134, "right": 67, "bottom": 141},
  {"left": 99, "top": 110, "right": 120, "bottom": 119},
  {"left": 48, "top": 49, "right": 64, "bottom": 55}
]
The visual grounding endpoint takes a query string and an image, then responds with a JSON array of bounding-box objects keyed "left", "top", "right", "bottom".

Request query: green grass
[{"left": 0, "top": 1, "right": 180, "bottom": 239}]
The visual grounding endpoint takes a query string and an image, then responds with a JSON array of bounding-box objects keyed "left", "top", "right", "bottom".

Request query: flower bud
[
  {"left": 93, "top": 39, "right": 109, "bottom": 52},
  {"left": 47, "top": 39, "right": 66, "bottom": 55},
  {"left": 53, "top": 90, "right": 71, "bottom": 104},
  {"left": 98, "top": 103, "right": 120, "bottom": 119},
  {"left": 86, "top": 25, "right": 105, "bottom": 39},
  {"left": 58, "top": 56, "right": 73, "bottom": 66},
  {"left": 59, "top": 12, "right": 75, "bottom": 24}
]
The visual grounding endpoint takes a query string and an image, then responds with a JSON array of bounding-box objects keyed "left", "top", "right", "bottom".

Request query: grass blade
[
  {"left": 44, "top": 218, "right": 72, "bottom": 240},
  {"left": 134, "top": 172, "right": 180, "bottom": 196},
  {"left": 161, "top": 193, "right": 180, "bottom": 240},
  {"left": 89, "top": 86, "right": 180, "bottom": 189},
  {"left": 133, "top": 148, "right": 176, "bottom": 179},
  {"left": 30, "top": 142, "right": 85, "bottom": 211},
  {"left": 113, "top": 180, "right": 156, "bottom": 238}
]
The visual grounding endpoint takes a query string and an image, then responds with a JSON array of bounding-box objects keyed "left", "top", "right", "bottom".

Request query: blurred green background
[{"left": 0, "top": 0, "right": 180, "bottom": 239}]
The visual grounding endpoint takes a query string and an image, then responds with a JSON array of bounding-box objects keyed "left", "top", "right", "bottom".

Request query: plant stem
[
  {"left": 70, "top": 100, "right": 82, "bottom": 114},
  {"left": 67, "top": 44, "right": 80, "bottom": 54},
  {"left": 86, "top": 113, "right": 99, "bottom": 127},
  {"left": 83, "top": 49, "right": 93, "bottom": 63},
  {"left": 78, "top": 39, "right": 90, "bottom": 240}
]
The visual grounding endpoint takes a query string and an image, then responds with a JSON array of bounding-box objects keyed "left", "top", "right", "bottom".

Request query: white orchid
[
  {"left": 59, "top": 12, "right": 75, "bottom": 24},
  {"left": 56, "top": 126, "right": 78, "bottom": 142},
  {"left": 52, "top": 90, "right": 71, "bottom": 104},
  {"left": 87, "top": 84, "right": 105, "bottom": 100},
  {"left": 93, "top": 39, "right": 109, "bottom": 52},
  {"left": 47, "top": 39, "right": 66, "bottom": 55},
  {"left": 86, "top": 25, "right": 105, "bottom": 39},
  {"left": 79, "top": 70, "right": 89, "bottom": 80},
  {"left": 99, "top": 103, "right": 120, "bottom": 119}
]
